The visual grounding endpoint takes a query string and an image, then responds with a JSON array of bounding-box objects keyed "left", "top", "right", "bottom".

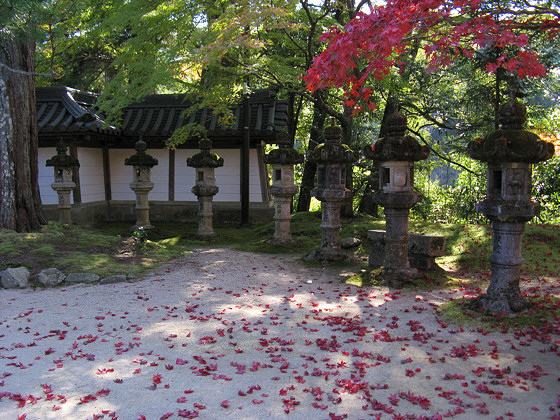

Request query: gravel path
[{"left": 1, "top": 248, "right": 559, "bottom": 419}]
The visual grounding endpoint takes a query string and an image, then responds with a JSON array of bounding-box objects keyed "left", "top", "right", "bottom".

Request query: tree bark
[
  {"left": 340, "top": 107, "right": 354, "bottom": 217},
  {"left": 296, "top": 103, "right": 325, "bottom": 212},
  {"left": 0, "top": 36, "right": 46, "bottom": 232}
]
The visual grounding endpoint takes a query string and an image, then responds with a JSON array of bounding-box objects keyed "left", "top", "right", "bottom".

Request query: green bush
[
  {"left": 533, "top": 155, "right": 560, "bottom": 224},
  {"left": 412, "top": 157, "right": 486, "bottom": 224}
]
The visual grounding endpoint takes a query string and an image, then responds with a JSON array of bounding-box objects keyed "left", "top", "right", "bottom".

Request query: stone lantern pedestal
[
  {"left": 365, "top": 111, "right": 429, "bottom": 286},
  {"left": 125, "top": 139, "right": 158, "bottom": 230},
  {"left": 468, "top": 100, "right": 554, "bottom": 313},
  {"left": 264, "top": 133, "right": 304, "bottom": 244},
  {"left": 187, "top": 139, "right": 224, "bottom": 237},
  {"left": 46, "top": 141, "right": 80, "bottom": 224},
  {"left": 305, "top": 122, "right": 356, "bottom": 261}
]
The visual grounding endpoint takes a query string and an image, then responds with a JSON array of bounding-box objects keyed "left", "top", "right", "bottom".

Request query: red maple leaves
[{"left": 305, "top": 0, "right": 559, "bottom": 103}]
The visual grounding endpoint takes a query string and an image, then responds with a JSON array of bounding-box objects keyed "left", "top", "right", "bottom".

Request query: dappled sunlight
[{"left": 1, "top": 248, "right": 558, "bottom": 419}]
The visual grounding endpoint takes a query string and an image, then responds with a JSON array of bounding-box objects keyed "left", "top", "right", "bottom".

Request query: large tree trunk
[
  {"left": 0, "top": 36, "right": 46, "bottom": 232},
  {"left": 296, "top": 104, "right": 325, "bottom": 212},
  {"left": 340, "top": 107, "right": 354, "bottom": 218}
]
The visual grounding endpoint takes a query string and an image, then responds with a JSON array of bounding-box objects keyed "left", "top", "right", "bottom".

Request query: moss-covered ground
[{"left": 1, "top": 212, "right": 558, "bottom": 290}]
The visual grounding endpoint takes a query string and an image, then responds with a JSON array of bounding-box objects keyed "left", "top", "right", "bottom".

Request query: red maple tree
[{"left": 305, "top": 0, "right": 560, "bottom": 105}]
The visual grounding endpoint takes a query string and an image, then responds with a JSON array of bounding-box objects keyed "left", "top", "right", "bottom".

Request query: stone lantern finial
[
  {"left": 498, "top": 100, "right": 526, "bottom": 130},
  {"left": 385, "top": 110, "right": 407, "bottom": 138},
  {"left": 47, "top": 140, "right": 80, "bottom": 168},
  {"left": 324, "top": 118, "right": 342, "bottom": 143},
  {"left": 125, "top": 138, "right": 158, "bottom": 168}
]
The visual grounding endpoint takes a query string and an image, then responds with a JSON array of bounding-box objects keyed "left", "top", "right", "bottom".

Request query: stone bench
[{"left": 368, "top": 230, "right": 446, "bottom": 270}]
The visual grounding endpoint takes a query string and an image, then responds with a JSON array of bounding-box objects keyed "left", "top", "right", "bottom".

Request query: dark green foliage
[{"left": 533, "top": 155, "right": 560, "bottom": 224}]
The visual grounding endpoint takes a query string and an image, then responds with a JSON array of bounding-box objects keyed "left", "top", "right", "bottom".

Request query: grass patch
[
  {"left": 30, "top": 244, "right": 56, "bottom": 257},
  {"left": 437, "top": 296, "right": 560, "bottom": 331},
  {"left": 1, "top": 213, "right": 559, "bottom": 292}
]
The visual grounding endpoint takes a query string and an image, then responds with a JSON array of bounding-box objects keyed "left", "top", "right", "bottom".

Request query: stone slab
[{"left": 368, "top": 230, "right": 445, "bottom": 270}]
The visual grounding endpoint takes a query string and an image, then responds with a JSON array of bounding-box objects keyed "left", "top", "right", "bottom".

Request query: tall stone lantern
[
  {"left": 306, "top": 122, "right": 356, "bottom": 261},
  {"left": 187, "top": 138, "right": 224, "bottom": 237},
  {"left": 264, "top": 133, "right": 304, "bottom": 244},
  {"left": 365, "top": 110, "right": 430, "bottom": 286},
  {"left": 468, "top": 100, "right": 554, "bottom": 313},
  {"left": 124, "top": 139, "right": 158, "bottom": 230},
  {"left": 46, "top": 140, "right": 80, "bottom": 224}
]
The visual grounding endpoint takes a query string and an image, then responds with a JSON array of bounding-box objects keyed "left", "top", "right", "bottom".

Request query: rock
[
  {"left": 1, "top": 267, "right": 31, "bottom": 289},
  {"left": 66, "top": 273, "right": 100, "bottom": 284},
  {"left": 340, "top": 237, "right": 362, "bottom": 249},
  {"left": 99, "top": 275, "right": 127, "bottom": 285},
  {"left": 35, "top": 268, "right": 66, "bottom": 287},
  {"left": 126, "top": 273, "right": 137, "bottom": 280}
]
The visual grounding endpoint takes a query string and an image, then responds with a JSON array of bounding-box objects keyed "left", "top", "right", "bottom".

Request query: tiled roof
[
  {"left": 36, "top": 86, "right": 288, "bottom": 141},
  {"left": 36, "top": 87, "right": 120, "bottom": 135}
]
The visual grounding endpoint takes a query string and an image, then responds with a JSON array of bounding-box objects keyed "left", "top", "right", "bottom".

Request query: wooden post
[
  {"left": 69, "top": 143, "right": 81, "bottom": 203},
  {"left": 168, "top": 148, "right": 175, "bottom": 201},
  {"left": 241, "top": 93, "right": 250, "bottom": 226},
  {"left": 102, "top": 144, "right": 112, "bottom": 201}
]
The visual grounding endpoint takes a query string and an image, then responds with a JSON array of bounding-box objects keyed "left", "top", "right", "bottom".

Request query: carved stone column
[
  {"left": 468, "top": 99, "right": 554, "bottom": 312},
  {"left": 305, "top": 122, "right": 356, "bottom": 261},
  {"left": 264, "top": 133, "right": 304, "bottom": 243},
  {"left": 46, "top": 140, "right": 80, "bottom": 224},
  {"left": 125, "top": 139, "right": 158, "bottom": 230},
  {"left": 187, "top": 139, "right": 224, "bottom": 237},
  {"left": 365, "top": 110, "right": 430, "bottom": 286}
]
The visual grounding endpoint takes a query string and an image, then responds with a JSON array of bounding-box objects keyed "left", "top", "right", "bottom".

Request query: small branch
[
  {"left": 0, "top": 61, "right": 57, "bottom": 78},
  {"left": 280, "top": 28, "right": 307, "bottom": 55},
  {"left": 408, "top": 126, "right": 477, "bottom": 174}
]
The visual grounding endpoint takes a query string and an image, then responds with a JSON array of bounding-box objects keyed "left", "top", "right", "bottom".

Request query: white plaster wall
[
  {"left": 174, "top": 149, "right": 196, "bottom": 201},
  {"left": 109, "top": 149, "right": 136, "bottom": 201},
  {"left": 39, "top": 146, "right": 264, "bottom": 204},
  {"left": 38, "top": 147, "right": 60, "bottom": 205},
  {"left": 109, "top": 148, "right": 167, "bottom": 201},
  {"left": 145, "top": 149, "right": 168, "bottom": 201},
  {"left": 175, "top": 149, "right": 262, "bottom": 202},
  {"left": 77, "top": 147, "right": 105, "bottom": 203}
]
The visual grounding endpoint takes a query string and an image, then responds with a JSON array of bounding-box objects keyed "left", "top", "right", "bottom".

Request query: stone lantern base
[
  {"left": 267, "top": 187, "right": 299, "bottom": 245},
  {"left": 304, "top": 200, "right": 350, "bottom": 262}
]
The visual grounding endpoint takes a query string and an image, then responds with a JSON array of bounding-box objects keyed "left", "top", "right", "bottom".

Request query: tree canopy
[{"left": 305, "top": 0, "right": 560, "bottom": 109}]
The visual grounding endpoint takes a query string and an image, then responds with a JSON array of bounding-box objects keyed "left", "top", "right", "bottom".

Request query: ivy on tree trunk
[{"left": 0, "top": 36, "right": 45, "bottom": 232}]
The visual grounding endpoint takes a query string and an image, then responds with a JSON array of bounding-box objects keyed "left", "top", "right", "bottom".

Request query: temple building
[{"left": 36, "top": 86, "right": 288, "bottom": 225}]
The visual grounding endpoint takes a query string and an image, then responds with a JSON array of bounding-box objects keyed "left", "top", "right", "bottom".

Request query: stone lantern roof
[
  {"left": 307, "top": 123, "right": 356, "bottom": 164},
  {"left": 264, "top": 133, "right": 304, "bottom": 165},
  {"left": 187, "top": 139, "right": 224, "bottom": 168},
  {"left": 365, "top": 111, "right": 429, "bottom": 162},
  {"left": 124, "top": 139, "right": 159, "bottom": 167},
  {"left": 468, "top": 100, "right": 555, "bottom": 163},
  {"left": 46, "top": 140, "right": 80, "bottom": 168}
]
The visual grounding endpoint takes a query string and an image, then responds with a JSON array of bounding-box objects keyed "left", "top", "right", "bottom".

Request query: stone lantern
[
  {"left": 468, "top": 99, "right": 554, "bottom": 313},
  {"left": 124, "top": 139, "right": 158, "bottom": 230},
  {"left": 187, "top": 138, "right": 224, "bottom": 237},
  {"left": 264, "top": 133, "right": 304, "bottom": 244},
  {"left": 305, "top": 121, "right": 356, "bottom": 261},
  {"left": 46, "top": 140, "right": 80, "bottom": 224},
  {"left": 365, "top": 110, "right": 430, "bottom": 286}
]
